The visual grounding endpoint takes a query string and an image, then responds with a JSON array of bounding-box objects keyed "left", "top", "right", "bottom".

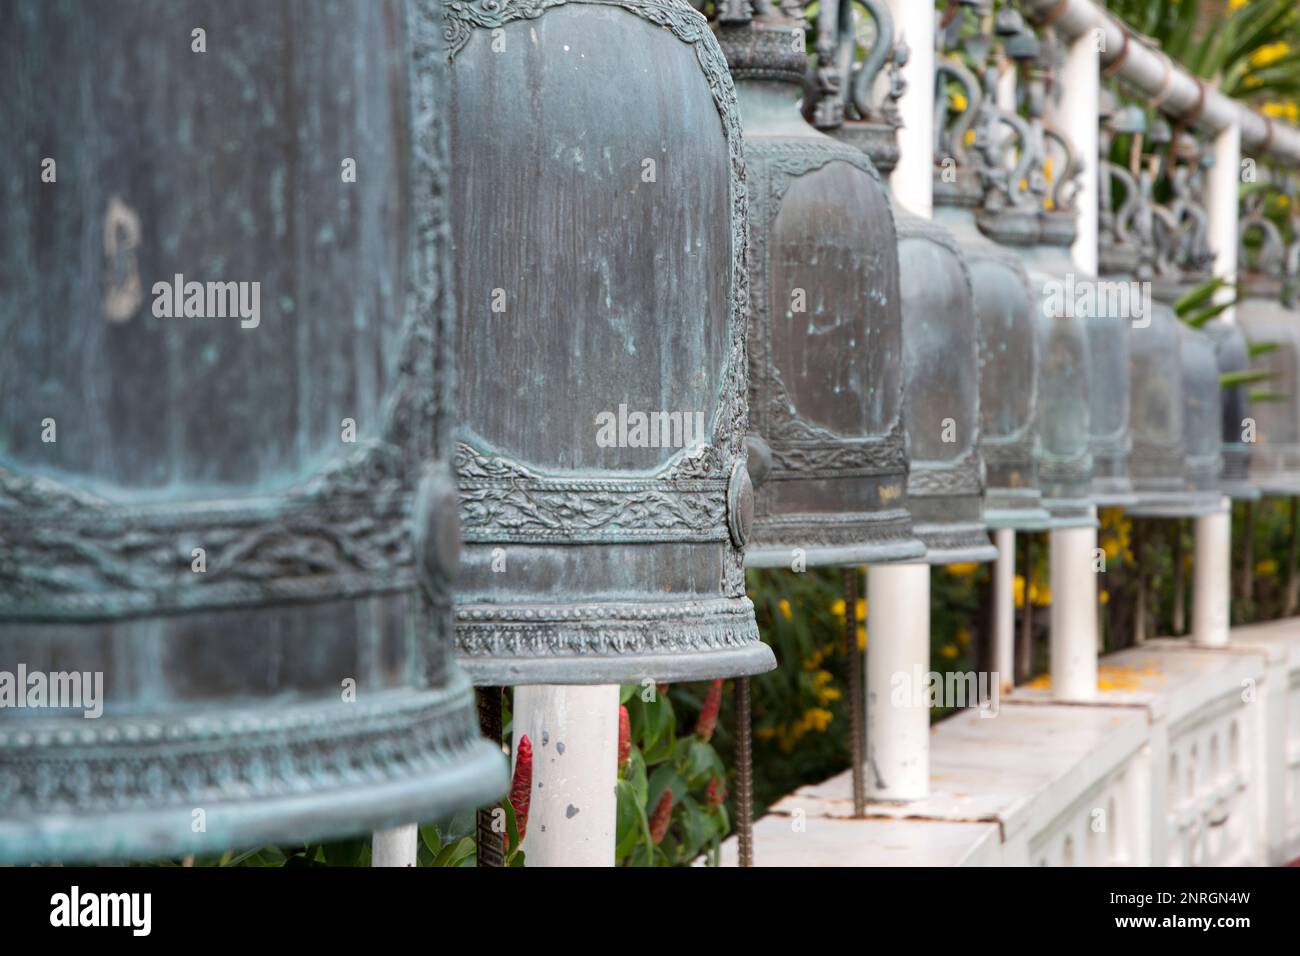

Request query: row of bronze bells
[
  {"left": 0, "top": 0, "right": 1252, "bottom": 865},
  {"left": 0, "top": 0, "right": 778, "bottom": 864}
]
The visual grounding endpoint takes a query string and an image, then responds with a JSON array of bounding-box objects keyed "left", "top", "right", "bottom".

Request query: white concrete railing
[{"left": 717, "top": 619, "right": 1300, "bottom": 866}]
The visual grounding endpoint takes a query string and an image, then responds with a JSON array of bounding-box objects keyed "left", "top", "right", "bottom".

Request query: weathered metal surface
[
  {"left": 0, "top": 0, "right": 507, "bottom": 863},
  {"left": 1179, "top": 325, "right": 1226, "bottom": 508},
  {"left": 823, "top": 4, "right": 995, "bottom": 566},
  {"left": 932, "top": 51, "right": 1052, "bottom": 534},
  {"left": 1203, "top": 318, "right": 1259, "bottom": 501},
  {"left": 1102, "top": 133, "right": 1231, "bottom": 516},
  {"left": 1240, "top": 300, "right": 1300, "bottom": 497},
  {"left": 716, "top": 7, "right": 924, "bottom": 569},
  {"left": 446, "top": 0, "right": 773, "bottom": 683}
]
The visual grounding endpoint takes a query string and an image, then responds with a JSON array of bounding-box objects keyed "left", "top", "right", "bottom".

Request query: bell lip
[
  {"left": 1091, "top": 491, "right": 1141, "bottom": 509},
  {"left": 458, "top": 641, "right": 776, "bottom": 686},
  {"left": 743, "top": 538, "right": 927, "bottom": 568},
  {"left": 1042, "top": 500, "right": 1100, "bottom": 529},
  {"left": 0, "top": 676, "right": 508, "bottom": 865},
  {"left": 983, "top": 506, "right": 1055, "bottom": 532},
  {"left": 1126, "top": 492, "right": 1226, "bottom": 518},
  {"left": 912, "top": 523, "right": 1000, "bottom": 566},
  {"left": 1256, "top": 483, "right": 1300, "bottom": 498},
  {"left": 1220, "top": 480, "right": 1262, "bottom": 502}
]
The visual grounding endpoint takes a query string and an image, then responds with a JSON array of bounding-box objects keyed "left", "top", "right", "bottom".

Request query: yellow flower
[
  {"left": 855, "top": 597, "right": 867, "bottom": 621},
  {"left": 956, "top": 627, "right": 971, "bottom": 647},
  {"left": 778, "top": 598, "right": 793, "bottom": 621},
  {"left": 964, "top": 128, "right": 976, "bottom": 148},
  {"left": 947, "top": 562, "right": 980, "bottom": 577},
  {"left": 1229, "top": 0, "right": 1248, "bottom": 9},
  {"left": 1099, "top": 589, "right": 1110, "bottom": 606},
  {"left": 1014, "top": 574, "right": 1026, "bottom": 609},
  {"left": 950, "top": 91, "right": 968, "bottom": 113},
  {"left": 940, "top": 643, "right": 959, "bottom": 660},
  {"left": 1101, "top": 536, "right": 1120, "bottom": 561},
  {"left": 1262, "top": 102, "right": 1300, "bottom": 123},
  {"left": 830, "top": 598, "right": 846, "bottom": 618},
  {"left": 856, "top": 624, "right": 867, "bottom": 651},
  {"left": 1256, "top": 558, "right": 1278, "bottom": 577},
  {"left": 1249, "top": 42, "right": 1289, "bottom": 69}
]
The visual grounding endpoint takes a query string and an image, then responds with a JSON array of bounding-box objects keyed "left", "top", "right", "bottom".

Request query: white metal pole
[
  {"left": 1207, "top": 122, "right": 1242, "bottom": 322},
  {"left": 886, "top": 0, "right": 935, "bottom": 217},
  {"left": 511, "top": 683, "right": 619, "bottom": 866},
  {"left": 866, "top": 563, "right": 930, "bottom": 800},
  {"left": 994, "top": 528, "right": 1016, "bottom": 694},
  {"left": 1056, "top": 32, "right": 1100, "bottom": 276},
  {"left": 371, "top": 824, "right": 418, "bottom": 867},
  {"left": 1049, "top": 514, "right": 1099, "bottom": 701},
  {"left": 1193, "top": 498, "right": 1232, "bottom": 647}
]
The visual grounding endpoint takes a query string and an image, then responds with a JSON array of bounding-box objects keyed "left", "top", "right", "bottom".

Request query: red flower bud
[
  {"left": 695, "top": 678, "right": 723, "bottom": 742},
  {"left": 649, "top": 788, "right": 673, "bottom": 845},
  {"left": 617, "top": 705, "right": 631, "bottom": 770},
  {"left": 505, "top": 734, "right": 532, "bottom": 851},
  {"left": 706, "top": 776, "right": 727, "bottom": 806}
]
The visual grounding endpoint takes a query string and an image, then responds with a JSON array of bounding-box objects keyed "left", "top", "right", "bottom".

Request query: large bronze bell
[
  {"left": 816, "top": 0, "right": 994, "bottom": 564},
  {"left": 932, "top": 53, "right": 1053, "bottom": 533},
  {"left": 1119, "top": 149, "right": 1224, "bottom": 517},
  {"left": 445, "top": 0, "right": 774, "bottom": 683},
  {"left": 1237, "top": 204, "right": 1300, "bottom": 497},
  {"left": 0, "top": 0, "right": 507, "bottom": 863},
  {"left": 714, "top": 3, "right": 924, "bottom": 569}
]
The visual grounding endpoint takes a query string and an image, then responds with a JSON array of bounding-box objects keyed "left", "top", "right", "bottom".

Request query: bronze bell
[
  {"left": 817, "top": 0, "right": 995, "bottom": 563},
  {"left": 1237, "top": 201, "right": 1300, "bottom": 496},
  {"left": 714, "top": 2, "right": 924, "bottom": 568},
  {"left": 0, "top": 0, "right": 507, "bottom": 863},
  {"left": 445, "top": 0, "right": 774, "bottom": 683},
  {"left": 1121, "top": 147, "right": 1224, "bottom": 517},
  {"left": 932, "top": 51, "right": 1053, "bottom": 533}
]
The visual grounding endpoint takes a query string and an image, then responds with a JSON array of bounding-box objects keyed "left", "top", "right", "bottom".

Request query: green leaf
[
  {"left": 1172, "top": 276, "right": 1228, "bottom": 317},
  {"left": 1219, "top": 369, "right": 1277, "bottom": 388},
  {"left": 1248, "top": 340, "right": 1281, "bottom": 359},
  {"left": 419, "top": 823, "right": 443, "bottom": 856},
  {"left": 431, "top": 836, "right": 476, "bottom": 868}
]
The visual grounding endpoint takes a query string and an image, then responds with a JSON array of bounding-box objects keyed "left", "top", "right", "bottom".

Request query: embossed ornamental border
[
  {"left": 443, "top": 0, "right": 753, "bottom": 553},
  {"left": 745, "top": 137, "right": 908, "bottom": 479}
]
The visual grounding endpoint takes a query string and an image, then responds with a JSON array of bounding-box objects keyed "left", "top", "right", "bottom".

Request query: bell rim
[
  {"left": 1126, "top": 492, "right": 1228, "bottom": 518},
  {"left": 0, "top": 675, "right": 507, "bottom": 865},
  {"left": 743, "top": 538, "right": 928, "bottom": 569},
  {"left": 983, "top": 506, "right": 1055, "bottom": 532},
  {"left": 911, "top": 523, "right": 1000, "bottom": 566},
  {"left": 457, "top": 641, "right": 776, "bottom": 686}
]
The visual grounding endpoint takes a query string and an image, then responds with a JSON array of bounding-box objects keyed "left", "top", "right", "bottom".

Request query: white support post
[
  {"left": 1207, "top": 124, "right": 1242, "bottom": 323},
  {"left": 885, "top": 0, "right": 935, "bottom": 217},
  {"left": 1049, "top": 514, "right": 1099, "bottom": 701},
  {"left": 994, "top": 529, "right": 1016, "bottom": 694},
  {"left": 1055, "top": 31, "right": 1100, "bottom": 276},
  {"left": 371, "top": 824, "right": 418, "bottom": 867},
  {"left": 511, "top": 684, "right": 618, "bottom": 867},
  {"left": 1193, "top": 498, "right": 1232, "bottom": 647},
  {"left": 1194, "top": 121, "right": 1240, "bottom": 647},
  {"left": 866, "top": 564, "right": 930, "bottom": 800}
]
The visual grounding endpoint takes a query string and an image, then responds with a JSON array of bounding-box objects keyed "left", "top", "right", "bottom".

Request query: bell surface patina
[
  {"left": 0, "top": 0, "right": 506, "bottom": 863},
  {"left": 1201, "top": 206, "right": 1278, "bottom": 501},
  {"left": 715, "top": 3, "right": 924, "bottom": 568},
  {"left": 1237, "top": 205, "right": 1300, "bottom": 496},
  {"left": 980, "top": 132, "right": 1095, "bottom": 525},
  {"left": 1117, "top": 142, "right": 1226, "bottom": 517},
  {"left": 931, "top": 51, "right": 1053, "bottom": 533},
  {"left": 446, "top": 0, "right": 774, "bottom": 683},
  {"left": 814, "top": 0, "right": 994, "bottom": 564}
]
